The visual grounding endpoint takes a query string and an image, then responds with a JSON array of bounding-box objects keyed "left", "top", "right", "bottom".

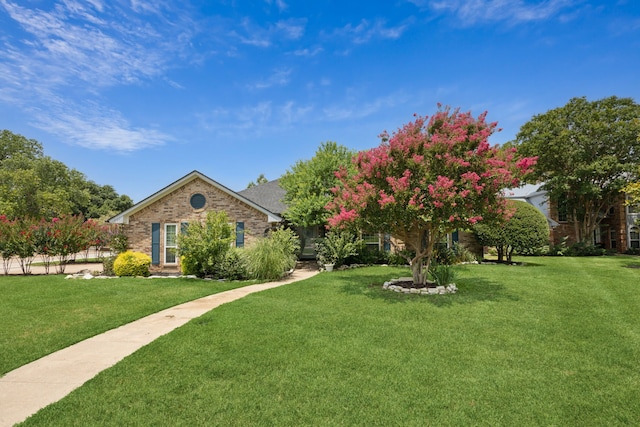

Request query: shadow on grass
[{"left": 340, "top": 274, "right": 518, "bottom": 307}]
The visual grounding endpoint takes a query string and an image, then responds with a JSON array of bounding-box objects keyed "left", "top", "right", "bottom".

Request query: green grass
[
  {"left": 0, "top": 275, "right": 258, "bottom": 375},
  {"left": 16, "top": 256, "right": 640, "bottom": 426}
]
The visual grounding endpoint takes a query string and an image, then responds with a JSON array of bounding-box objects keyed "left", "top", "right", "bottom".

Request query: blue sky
[{"left": 1, "top": 0, "right": 639, "bottom": 203}]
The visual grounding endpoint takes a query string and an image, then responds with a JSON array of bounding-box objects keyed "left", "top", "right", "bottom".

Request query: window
[
  {"left": 557, "top": 198, "right": 569, "bottom": 222},
  {"left": 235, "top": 222, "right": 244, "bottom": 248},
  {"left": 165, "top": 223, "right": 178, "bottom": 264},
  {"left": 362, "top": 233, "right": 381, "bottom": 251},
  {"left": 190, "top": 193, "right": 206, "bottom": 210},
  {"left": 630, "top": 226, "right": 640, "bottom": 249}
]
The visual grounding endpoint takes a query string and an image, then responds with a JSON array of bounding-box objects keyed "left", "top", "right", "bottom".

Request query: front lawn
[
  {"left": 18, "top": 256, "right": 640, "bottom": 426},
  {"left": 0, "top": 275, "right": 257, "bottom": 375}
]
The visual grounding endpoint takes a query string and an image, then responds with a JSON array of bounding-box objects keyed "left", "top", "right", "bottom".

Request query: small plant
[
  {"left": 315, "top": 230, "right": 362, "bottom": 267},
  {"left": 102, "top": 256, "right": 116, "bottom": 276},
  {"left": 113, "top": 251, "right": 151, "bottom": 277},
  {"left": 428, "top": 262, "right": 456, "bottom": 287},
  {"left": 219, "top": 248, "right": 248, "bottom": 281}
]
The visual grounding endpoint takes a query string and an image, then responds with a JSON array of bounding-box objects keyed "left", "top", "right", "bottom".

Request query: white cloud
[
  {"left": 235, "top": 17, "right": 306, "bottom": 47},
  {"left": 0, "top": 0, "right": 196, "bottom": 151},
  {"left": 424, "top": 0, "right": 575, "bottom": 25},
  {"left": 32, "top": 103, "right": 172, "bottom": 152},
  {"left": 333, "top": 19, "right": 410, "bottom": 45},
  {"left": 248, "top": 68, "right": 293, "bottom": 90}
]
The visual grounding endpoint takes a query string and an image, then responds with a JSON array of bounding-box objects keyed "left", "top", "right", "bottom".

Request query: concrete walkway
[{"left": 0, "top": 267, "right": 319, "bottom": 427}]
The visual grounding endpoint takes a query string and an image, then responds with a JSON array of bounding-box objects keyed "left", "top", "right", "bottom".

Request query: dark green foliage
[
  {"left": 0, "top": 130, "right": 133, "bottom": 220},
  {"left": 474, "top": 200, "right": 549, "bottom": 262},
  {"left": 347, "top": 247, "right": 390, "bottom": 265},
  {"left": 514, "top": 96, "right": 640, "bottom": 243},
  {"left": 218, "top": 248, "right": 248, "bottom": 280},
  {"left": 565, "top": 242, "right": 608, "bottom": 257}
]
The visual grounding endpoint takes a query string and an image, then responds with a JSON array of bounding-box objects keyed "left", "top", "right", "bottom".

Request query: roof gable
[{"left": 109, "top": 170, "right": 282, "bottom": 224}]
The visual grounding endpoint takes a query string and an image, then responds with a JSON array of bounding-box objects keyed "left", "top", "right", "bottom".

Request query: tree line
[{"left": 0, "top": 130, "right": 133, "bottom": 221}]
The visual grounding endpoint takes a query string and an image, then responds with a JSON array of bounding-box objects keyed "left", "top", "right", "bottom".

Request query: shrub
[
  {"left": 565, "top": 242, "right": 607, "bottom": 257},
  {"left": 113, "top": 251, "right": 151, "bottom": 277},
  {"left": 315, "top": 230, "right": 362, "bottom": 267},
  {"left": 102, "top": 256, "right": 116, "bottom": 276},
  {"left": 244, "top": 227, "right": 300, "bottom": 280},
  {"left": 347, "top": 247, "right": 389, "bottom": 265},
  {"left": 474, "top": 200, "right": 549, "bottom": 262},
  {"left": 178, "top": 211, "right": 235, "bottom": 278},
  {"left": 219, "top": 248, "right": 248, "bottom": 281}
]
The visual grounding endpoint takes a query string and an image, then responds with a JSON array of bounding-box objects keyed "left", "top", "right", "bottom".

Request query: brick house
[
  {"left": 109, "top": 171, "right": 282, "bottom": 272},
  {"left": 506, "top": 184, "right": 640, "bottom": 252}
]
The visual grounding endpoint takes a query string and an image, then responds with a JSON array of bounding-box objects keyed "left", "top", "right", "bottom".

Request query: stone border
[{"left": 382, "top": 277, "right": 458, "bottom": 295}]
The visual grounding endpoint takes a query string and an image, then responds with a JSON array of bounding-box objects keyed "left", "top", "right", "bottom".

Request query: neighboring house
[
  {"left": 109, "top": 171, "right": 282, "bottom": 272},
  {"left": 505, "top": 184, "right": 640, "bottom": 252}
]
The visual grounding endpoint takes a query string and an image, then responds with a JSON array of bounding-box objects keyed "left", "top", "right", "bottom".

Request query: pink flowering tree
[{"left": 327, "top": 106, "right": 537, "bottom": 285}]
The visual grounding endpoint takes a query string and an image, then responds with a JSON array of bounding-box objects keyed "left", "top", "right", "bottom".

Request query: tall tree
[
  {"left": 514, "top": 96, "right": 640, "bottom": 243},
  {"left": 0, "top": 130, "right": 132, "bottom": 219},
  {"left": 328, "top": 107, "right": 535, "bottom": 285},
  {"left": 280, "top": 141, "right": 354, "bottom": 228}
]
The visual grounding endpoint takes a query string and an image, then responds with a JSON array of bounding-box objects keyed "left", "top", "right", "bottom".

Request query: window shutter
[
  {"left": 384, "top": 233, "right": 391, "bottom": 252},
  {"left": 151, "top": 223, "right": 160, "bottom": 265},
  {"left": 181, "top": 222, "right": 189, "bottom": 234},
  {"left": 236, "top": 222, "right": 245, "bottom": 248},
  {"left": 452, "top": 230, "right": 459, "bottom": 243}
]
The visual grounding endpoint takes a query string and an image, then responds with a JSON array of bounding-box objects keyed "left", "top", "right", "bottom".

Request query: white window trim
[{"left": 165, "top": 223, "right": 178, "bottom": 264}]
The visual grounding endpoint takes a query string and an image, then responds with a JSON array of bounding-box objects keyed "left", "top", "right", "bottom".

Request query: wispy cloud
[
  {"left": 421, "top": 0, "right": 575, "bottom": 25},
  {"left": 291, "top": 46, "right": 323, "bottom": 57},
  {"left": 32, "top": 103, "right": 172, "bottom": 152},
  {"left": 234, "top": 17, "right": 306, "bottom": 47},
  {"left": 0, "top": 0, "right": 196, "bottom": 151},
  {"left": 248, "top": 68, "right": 293, "bottom": 90},
  {"left": 334, "top": 19, "right": 411, "bottom": 44}
]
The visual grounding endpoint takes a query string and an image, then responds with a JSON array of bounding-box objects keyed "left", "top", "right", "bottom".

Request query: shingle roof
[{"left": 238, "top": 179, "right": 288, "bottom": 216}]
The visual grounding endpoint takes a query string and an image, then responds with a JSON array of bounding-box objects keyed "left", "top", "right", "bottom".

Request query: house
[
  {"left": 505, "top": 184, "right": 640, "bottom": 252},
  {"left": 109, "top": 171, "right": 282, "bottom": 272}
]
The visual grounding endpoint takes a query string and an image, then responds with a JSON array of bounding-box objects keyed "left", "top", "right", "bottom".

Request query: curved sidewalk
[{"left": 0, "top": 267, "right": 319, "bottom": 427}]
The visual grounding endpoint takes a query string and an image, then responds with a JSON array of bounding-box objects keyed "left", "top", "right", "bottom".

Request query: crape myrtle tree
[
  {"left": 514, "top": 96, "right": 640, "bottom": 244},
  {"left": 327, "top": 106, "right": 536, "bottom": 285}
]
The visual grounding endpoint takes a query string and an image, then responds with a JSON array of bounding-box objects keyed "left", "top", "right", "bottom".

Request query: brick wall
[{"left": 123, "top": 177, "right": 273, "bottom": 271}]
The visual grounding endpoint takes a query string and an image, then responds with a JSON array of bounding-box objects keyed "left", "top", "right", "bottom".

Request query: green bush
[
  {"left": 244, "top": 227, "right": 300, "bottom": 280},
  {"left": 219, "top": 248, "right": 248, "bottom": 281},
  {"left": 102, "top": 256, "right": 116, "bottom": 276},
  {"left": 113, "top": 251, "right": 151, "bottom": 277},
  {"left": 474, "top": 200, "right": 549, "bottom": 262},
  {"left": 178, "top": 211, "right": 235, "bottom": 278},
  {"left": 347, "top": 247, "right": 389, "bottom": 265},
  {"left": 565, "top": 242, "right": 607, "bottom": 256},
  {"left": 315, "top": 230, "right": 362, "bottom": 267}
]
